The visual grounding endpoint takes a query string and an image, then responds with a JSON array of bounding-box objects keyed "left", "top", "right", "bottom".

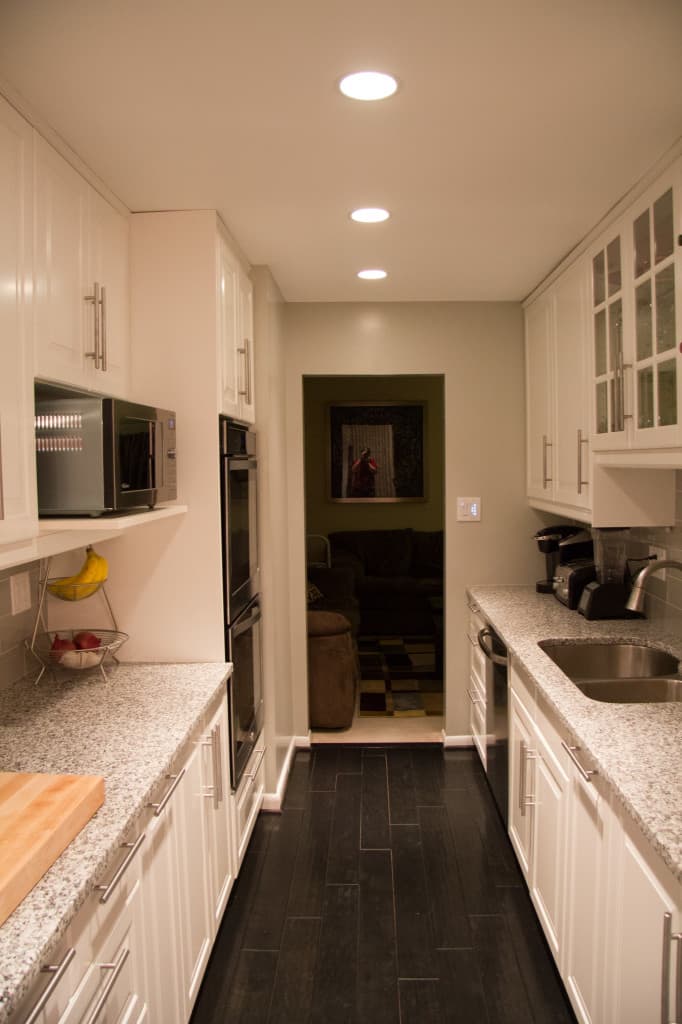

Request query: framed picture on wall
[{"left": 328, "top": 401, "right": 426, "bottom": 502}]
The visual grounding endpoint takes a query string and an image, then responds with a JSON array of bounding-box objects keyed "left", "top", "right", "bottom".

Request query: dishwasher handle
[{"left": 477, "top": 627, "right": 508, "bottom": 667}]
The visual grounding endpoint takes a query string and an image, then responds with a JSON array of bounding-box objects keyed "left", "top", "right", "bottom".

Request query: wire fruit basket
[{"left": 30, "top": 629, "right": 128, "bottom": 682}]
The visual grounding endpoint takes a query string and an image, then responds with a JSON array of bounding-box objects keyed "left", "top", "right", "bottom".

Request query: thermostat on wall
[{"left": 457, "top": 497, "right": 481, "bottom": 522}]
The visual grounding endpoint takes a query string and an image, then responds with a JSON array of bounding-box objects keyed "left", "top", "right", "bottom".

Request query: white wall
[
  {"left": 283, "top": 301, "right": 547, "bottom": 739},
  {"left": 252, "top": 266, "right": 295, "bottom": 792}
]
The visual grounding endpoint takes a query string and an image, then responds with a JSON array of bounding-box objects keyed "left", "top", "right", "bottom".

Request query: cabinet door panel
[
  {"left": 202, "top": 701, "right": 235, "bottom": 932},
  {"left": 238, "top": 273, "right": 255, "bottom": 424},
  {"left": 608, "top": 829, "right": 682, "bottom": 1024},
  {"left": 525, "top": 296, "right": 553, "bottom": 500},
  {"left": 176, "top": 743, "right": 212, "bottom": 1012},
  {"left": 34, "top": 136, "right": 90, "bottom": 386},
  {"left": 564, "top": 774, "right": 608, "bottom": 1024},
  {"left": 530, "top": 727, "right": 568, "bottom": 963},
  {"left": 218, "top": 236, "right": 240, "bottom": 417},
  {"left": 508, "top": 687, "right": 534, "bottom": 879},
  {"left": 89, "top": 190, "right": 130, "bottom": 396},
  {"left": 0, "top": 96, "right": 37, "bottom": 543},
  {"left": 554, "top": 261, "right": 590, "bottom": 509}
]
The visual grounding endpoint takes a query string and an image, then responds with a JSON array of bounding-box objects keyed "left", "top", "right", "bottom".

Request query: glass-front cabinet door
[
  {"left": 630, "top": 171, "right": 681, "bottom": 448},
  {"left": 591, "top": 228, "right": 629, "bottom": 449}
]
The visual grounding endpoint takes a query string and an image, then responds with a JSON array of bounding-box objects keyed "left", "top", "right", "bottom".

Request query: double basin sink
[{"left": 539, "top": 640, "right": 682, "bottom": 704}]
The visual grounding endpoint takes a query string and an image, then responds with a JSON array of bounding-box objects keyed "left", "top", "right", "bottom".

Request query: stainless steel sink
[
  {"left": 538, "top": 640, "right": 681, "bottom": 703},
  {"left": 575, "top": 677, "right": 682, "bottom": 703}
]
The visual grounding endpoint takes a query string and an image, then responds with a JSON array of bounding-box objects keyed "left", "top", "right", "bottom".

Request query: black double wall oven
[{"left": 220, "top": 418, "right": 263, "bottom": 790}]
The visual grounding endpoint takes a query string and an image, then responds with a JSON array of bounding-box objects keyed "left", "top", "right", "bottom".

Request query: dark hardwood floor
[{"left": 190, "top": 746, "right": 577, "bottom": 1024}]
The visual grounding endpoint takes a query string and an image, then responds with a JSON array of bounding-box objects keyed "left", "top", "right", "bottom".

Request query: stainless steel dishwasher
[{"left": 478, "top": 625, "right": 509, "bottom": 824}]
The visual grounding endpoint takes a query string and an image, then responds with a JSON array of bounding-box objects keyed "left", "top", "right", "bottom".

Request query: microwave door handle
[{"left": 148, "top": 421, "right": 157, "bottom": 489}]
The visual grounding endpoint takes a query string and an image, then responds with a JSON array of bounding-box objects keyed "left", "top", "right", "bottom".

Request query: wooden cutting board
[{"left": 0, "top": 771, "right": 105, "bottom": 927}]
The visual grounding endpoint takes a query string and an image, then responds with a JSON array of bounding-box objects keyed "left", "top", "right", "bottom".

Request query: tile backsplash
[
  {"left": 0, "top": 561, "right": 40, "bottom": 690},
  {"left": 627, "top": 470, "right": 682, "bottom": 633}
]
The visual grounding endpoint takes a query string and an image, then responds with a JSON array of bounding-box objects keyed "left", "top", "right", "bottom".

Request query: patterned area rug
[{"left": 357, "top": 636, "right": 443, "bottom": 717}]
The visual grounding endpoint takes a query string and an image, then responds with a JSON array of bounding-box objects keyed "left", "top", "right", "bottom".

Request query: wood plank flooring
[{"left": 190, "top": 746, "right": 577, "bottom": 1024}]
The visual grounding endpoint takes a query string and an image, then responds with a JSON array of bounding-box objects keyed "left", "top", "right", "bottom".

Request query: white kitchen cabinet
[
  {"left": 529, "top": 701, "right": 569, "bottom": 965},
  {"left": 525, "top": 291, "right": 554, "bottom": 504},
  {"left": 201, "top": 699, "right": 236, "bottom": 932},
  {"left": 591, "top": 159, "right": 682, "bottom": 459},
  {"left": 508, "top": 680, "right": 535, "bottom": 880},
  {"left": 525, "top": 260, "right": 591, "bottom": 519},
  {"left": 34, "top": 134, "right": 130, "bottom": 397},
  {"left": 605, "top": 811, "right": 682, "bottom": 1024},
  {"left": 14, "top": 826, "right": 148, "bottom": 1024},
  {"left": 0, "top": 94, "right": 39, "bottom": 545},
  {"left": 175, "top": 741, "right": 212, "bottom": 1014},
  {"left": 466, "top": 602, "right": 487, "bottom": 769},
  {"left": 563, "top": 754, "right": 611, "bottom": 1024},
  {"left": 509, "top": 665, "right": 569, "bottom": 970},
  {"left": 232, "top": 737, "right": 265, "bottom": 868},
  {"left": 219, "top": 232, "right": 255, "bottom": 424}
]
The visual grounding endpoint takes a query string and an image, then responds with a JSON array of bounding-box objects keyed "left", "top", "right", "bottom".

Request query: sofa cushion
[
  {"left": 330, "top": 529, "right": 413, "bottom": 578},
  {"left": 357, "top": 575, "right": 423, "bottom": 610},
  {"left": 411, "top": 530, "right": 444, "bottom": 578}
]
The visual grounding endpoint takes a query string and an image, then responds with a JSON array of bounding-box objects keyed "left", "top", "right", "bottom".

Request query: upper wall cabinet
[
  {"left": 0, "top": 96, "right": 38, "bottom": 544},
  {"left": 591, "top": 160, "right": 682, "bottom": 457},
  {"left": 525, "top": 260, "right": 591, "bottom": 522},
  {"left": 218, "top": 232, "right": 255, "bottom": 424},
  {"left": 34, "top": 136, "right": 131, "bottom": 397}
]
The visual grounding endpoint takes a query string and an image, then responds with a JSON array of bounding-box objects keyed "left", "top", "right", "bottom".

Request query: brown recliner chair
[{"left": 307, "top": 610, "right": 358, "bottom": 729}]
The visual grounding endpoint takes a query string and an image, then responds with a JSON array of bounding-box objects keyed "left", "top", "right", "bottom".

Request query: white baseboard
[
  {"left": 442, "top": 732, "right": 475, "bottom": 748},
  {"left": 261, "top": 735, "right": 297, "bottom": 813},
  {"left": 294, "top": 733, "right": 311, "bottom": 749}
]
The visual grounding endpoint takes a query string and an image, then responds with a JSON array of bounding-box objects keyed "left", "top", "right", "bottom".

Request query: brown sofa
[{"left": 307, "top": 610, "right": 358, "bottom": 728}]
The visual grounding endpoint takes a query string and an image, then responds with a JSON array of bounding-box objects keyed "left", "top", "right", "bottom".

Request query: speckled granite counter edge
[{"left": 467, "top": 585, "right": 682, "bottom": 884}]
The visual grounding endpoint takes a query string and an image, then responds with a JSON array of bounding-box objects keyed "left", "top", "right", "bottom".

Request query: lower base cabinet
[
  {"left": 13, "top": 692, "right": 251, "bottom": 1024},
  {"left": 507, "top": 657, "right": 682, "bottom": 1024}
]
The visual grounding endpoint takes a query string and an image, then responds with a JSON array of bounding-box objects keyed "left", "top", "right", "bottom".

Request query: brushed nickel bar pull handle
[
  {"left": 675, "top": 925, "right": 682, "bottom": 1024},
  {"left": 214, "top": 723, "right": 224, "bottom": 804},
  {"left": 23, "top": 947, "right": 76, "bottom": 1024},
  {"left": 561, "top": 741, "right": 597, "bottom": 782},
  {"left": 244, "top": 745, "right": 266, "bottom": 782},
  {"left": 237, "top": 341, "right": 248, "bottom": 398},
  {"left": 94, "top": 833, "right": 145, "bottom": 904},
  {"left": 577, "top": 429, "right": 589, "bottom": 494},
  {"left": 84, "top": 282, "right": 101, "bottom": 368},
  {"left": 84, "top": 947, "right": 130, "bottom": 1024},
  {"left": 100, "top": 285, "right": 107, "bottom": 372},
  {"left": 148, "top": 769, "right": 185, "bottom": 816},
  {"left": 662, "top": 913, "right": 682, "bottom": 1024},
  {"left": 519, "top": 739, "right": 527, "bottom": 817},
  {"left": 542, "top": 435, "right": 552, "bottom": 488}
]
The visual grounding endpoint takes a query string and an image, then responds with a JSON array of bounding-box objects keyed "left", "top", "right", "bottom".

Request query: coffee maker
[
  {"left": 578, "top": 528, "right": 642, "bottom": 619},
  {"left": 533, "top": 526, "right": 592, "bottom": 594}
]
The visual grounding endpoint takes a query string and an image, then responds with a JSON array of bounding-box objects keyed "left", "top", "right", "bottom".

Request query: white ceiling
[{"left": 1, "top": 0, "right": 681, "bottom": 302}]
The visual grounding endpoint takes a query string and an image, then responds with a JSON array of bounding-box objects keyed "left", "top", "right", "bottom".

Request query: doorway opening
[{"left": 303, "top": 374, "right": 445, "bottom": 743}]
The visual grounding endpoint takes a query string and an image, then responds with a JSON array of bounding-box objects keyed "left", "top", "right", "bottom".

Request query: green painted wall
[{"left": 303, "top": 375, "right": 444, "bottom": 536}]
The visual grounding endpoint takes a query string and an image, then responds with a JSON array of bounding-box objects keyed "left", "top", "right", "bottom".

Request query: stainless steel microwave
[{"left": 35, "top": 388, "right": 177, "bottom": 516}]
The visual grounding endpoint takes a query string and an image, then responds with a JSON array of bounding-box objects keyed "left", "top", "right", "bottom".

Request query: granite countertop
[
  {"left": 468, "top": 585, "right": 682, "bottom": 884},
  {"left": 0, "top": 661, "right": 231, "bottom": 1022}
]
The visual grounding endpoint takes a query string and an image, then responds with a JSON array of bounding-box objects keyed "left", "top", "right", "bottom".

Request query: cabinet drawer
[
  {"left": 469, "top": 693, "right": 486, "bottom": 769},
  {"left": 234, "top": 745, "right": 265, "bottom": 867}
]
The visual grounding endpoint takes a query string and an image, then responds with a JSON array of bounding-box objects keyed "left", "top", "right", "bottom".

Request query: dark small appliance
[
  {"left": 553, "top": 559, "right": 596, "bottom": 610},
  {"left": 533, "top": 525, "right": 587, "bottom": 593},
  {"left": 578, "top": 528, "right": 642, "bottom": 620}
]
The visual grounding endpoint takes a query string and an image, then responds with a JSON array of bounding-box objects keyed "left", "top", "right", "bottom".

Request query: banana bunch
[{"left": 48, "top": 546, "right": 109, "bottom": 601}]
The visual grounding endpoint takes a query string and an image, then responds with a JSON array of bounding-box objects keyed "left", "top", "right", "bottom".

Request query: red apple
[
  {"left": 50, "top": 634, "right": 77, "bottom": 662},
  {"left": 74, "top": 631, "right": 101, "bottom": 650}
]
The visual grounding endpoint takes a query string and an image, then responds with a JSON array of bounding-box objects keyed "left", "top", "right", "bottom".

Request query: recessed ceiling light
[
  {"left": 339, "top": 71, "right": 398, "bottom": 101},
  {"left": 357, "top": 269, "right": 387, "bottom": 280},
  {"left": 350, "top": 207, "right": 390, "bottom": 223}
]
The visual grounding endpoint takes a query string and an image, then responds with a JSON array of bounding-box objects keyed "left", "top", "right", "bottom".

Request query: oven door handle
[
  {"left": 478, "top": 627, "right": 508, "bottom": 667},
  {"left": 231, "top": 603, "right": 262, "bottom": 639},
  {"left": 226, "top": 456, "right": 258, "bottom": 472}
]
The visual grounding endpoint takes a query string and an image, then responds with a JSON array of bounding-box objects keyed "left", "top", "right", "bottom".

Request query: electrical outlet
[
  {"left": 10, "top": 572, "right": 32, "bottom": 615},
  {"left": 649, "top": 545, "right": 667, "bottom": 580}
]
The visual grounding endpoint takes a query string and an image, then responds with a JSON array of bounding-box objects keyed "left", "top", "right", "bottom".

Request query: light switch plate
[
  {"left": 10, "top": 572, "right": 32, "bottom": 615},
  {"left": 457, "top": 497, "right": 481, "bottom": 522}
]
